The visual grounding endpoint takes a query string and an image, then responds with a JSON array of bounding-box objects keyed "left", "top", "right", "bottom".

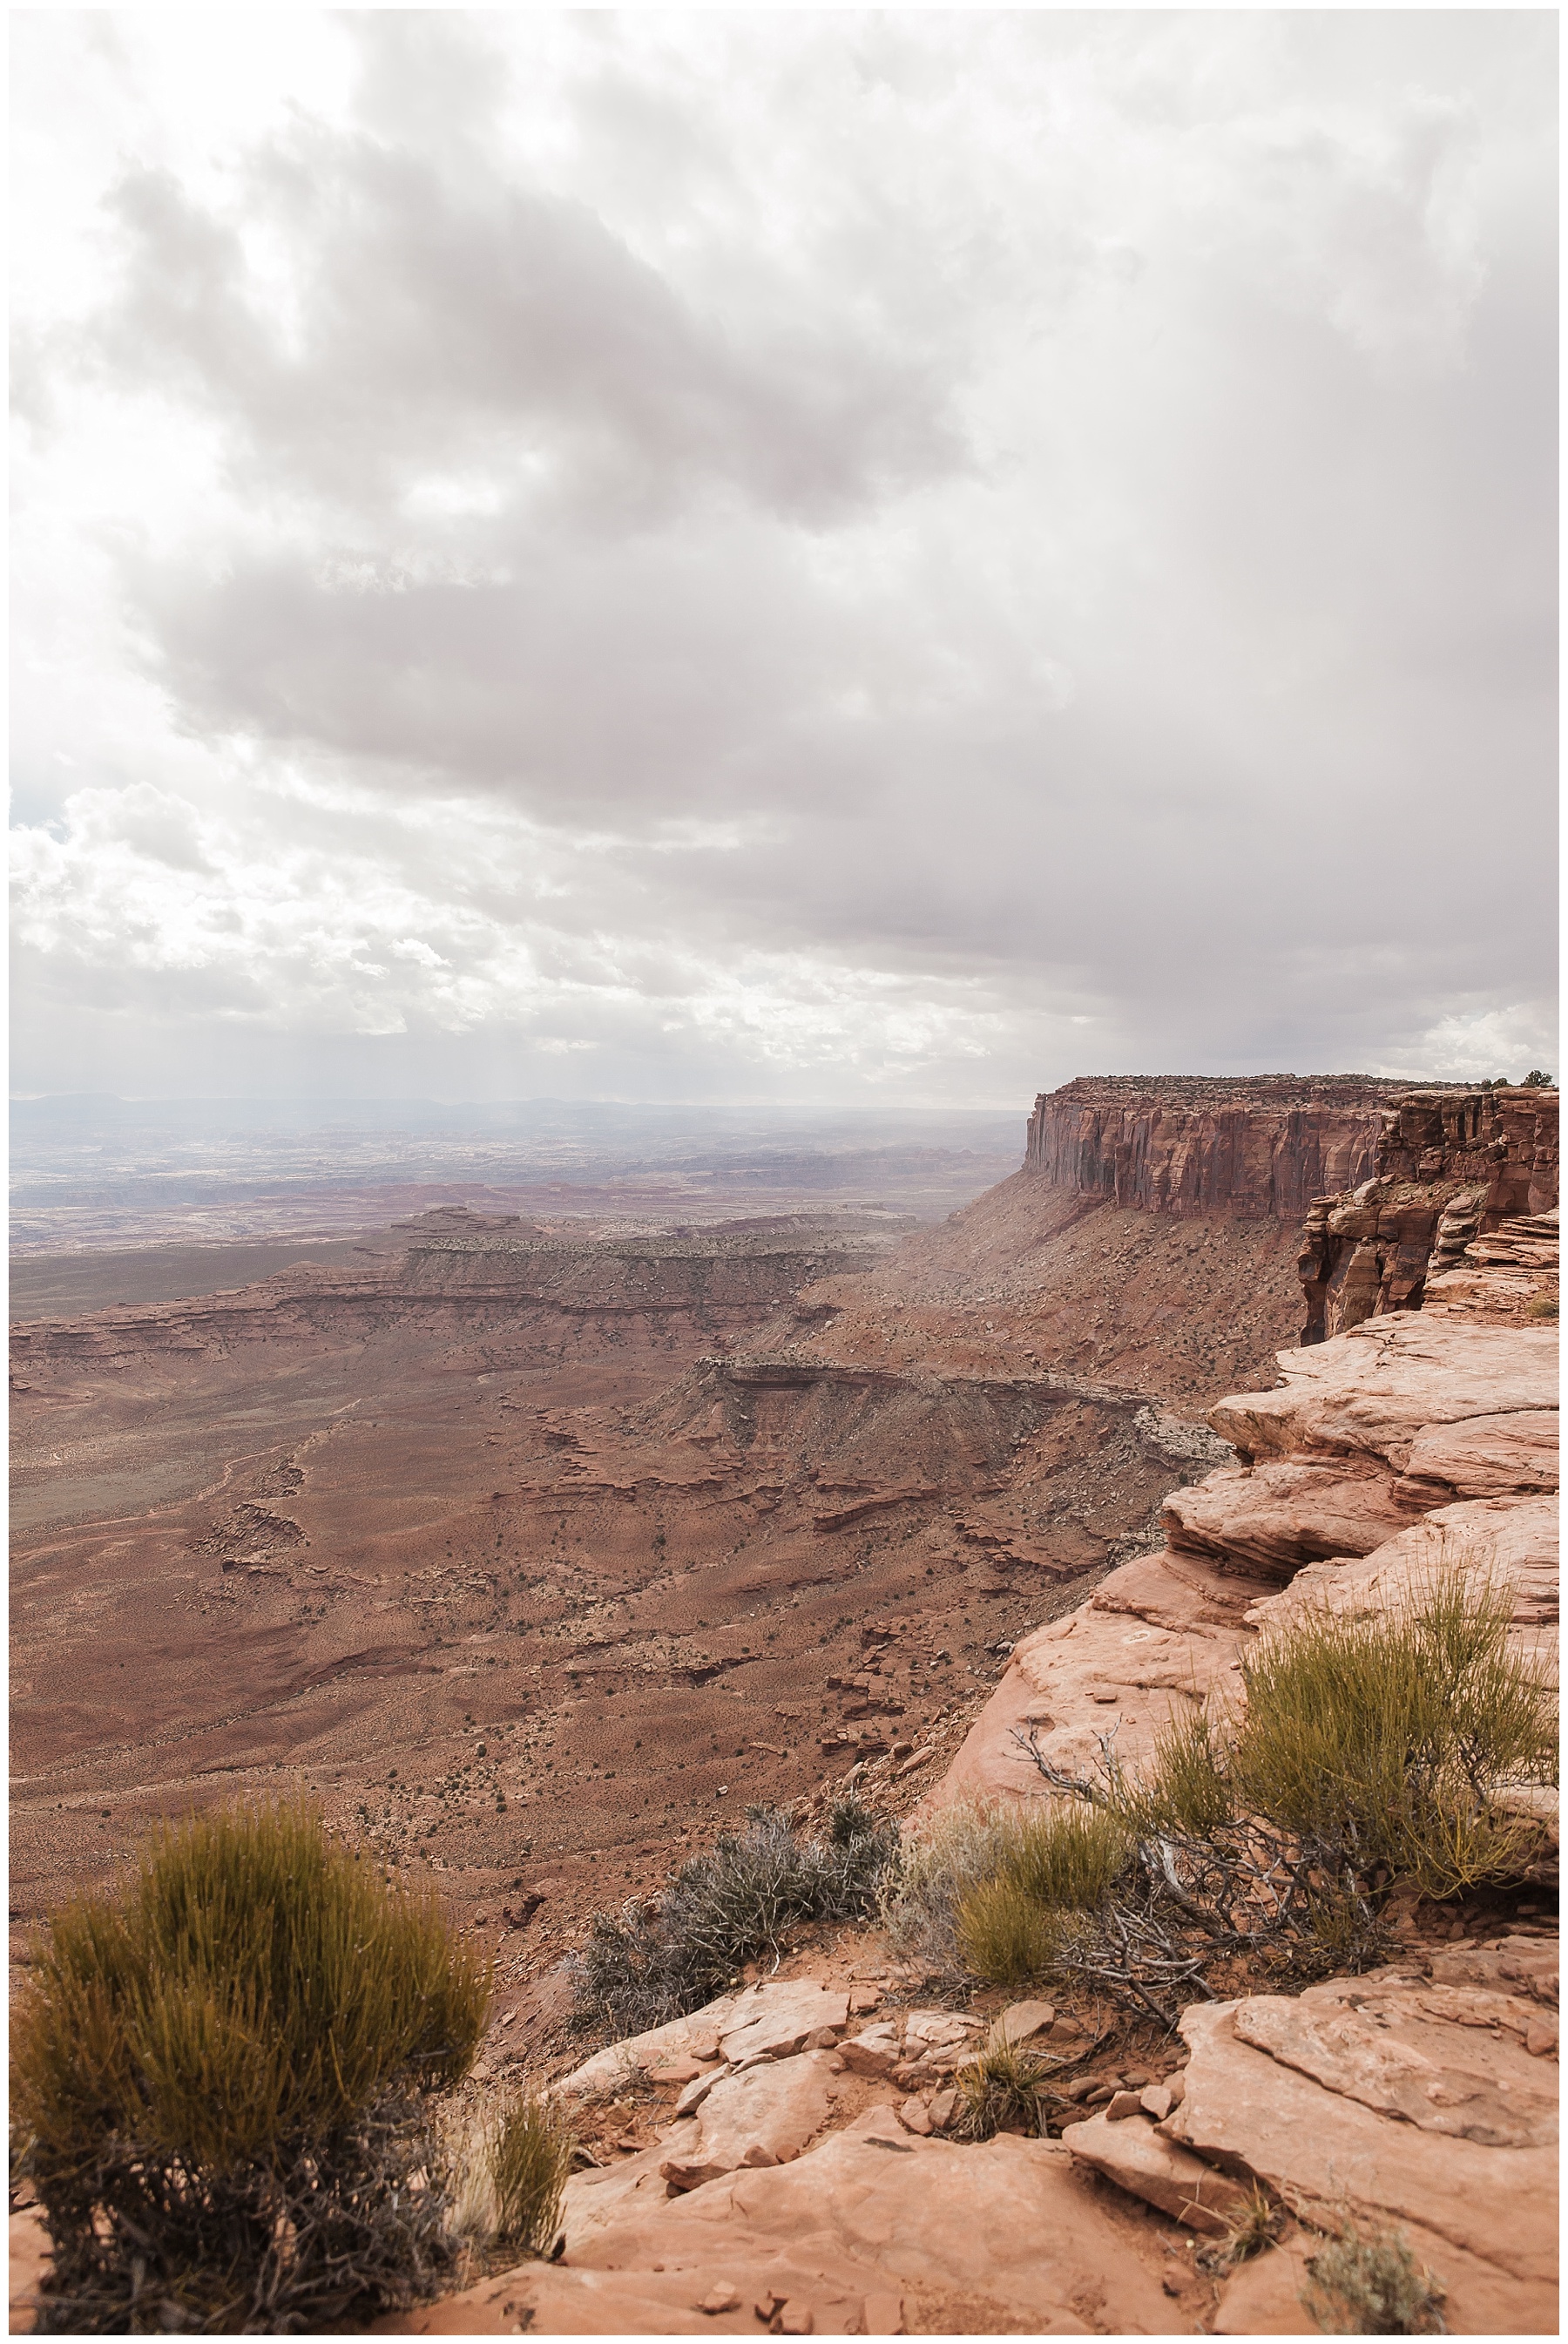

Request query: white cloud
[{"left": 10, "top": 10, "right": 1557, "bottom": 1104}]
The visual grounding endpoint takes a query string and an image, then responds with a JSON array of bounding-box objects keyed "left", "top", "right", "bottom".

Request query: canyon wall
[
  {"left": 1299, "top": 1084, "right": 1559, "bottom": 1341},
  {"left": 1023, "top": 1074, "right": 1408, "bottom": 1219}
]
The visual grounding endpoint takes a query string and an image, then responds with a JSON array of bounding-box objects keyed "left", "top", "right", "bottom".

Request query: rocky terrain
[{"left": 10, "top": 1075, "right": 1558, "bottom": 2334}]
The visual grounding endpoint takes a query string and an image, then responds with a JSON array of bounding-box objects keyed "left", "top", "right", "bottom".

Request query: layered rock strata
[
  {"left": 1024, "top": 1074, "right": 1410, "bottom": 1219},
  {"left": 1298, "top": 1086, "right": 1558, "bottom": 1340}
]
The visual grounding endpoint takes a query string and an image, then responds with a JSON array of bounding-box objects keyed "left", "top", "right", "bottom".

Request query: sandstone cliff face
[
  {"left": 1023, "top": 1074, "right": 1407, "bottom": 1219},
  {"left": 1298, "top": 1085, "right": 1558, "bottom": 1341}
]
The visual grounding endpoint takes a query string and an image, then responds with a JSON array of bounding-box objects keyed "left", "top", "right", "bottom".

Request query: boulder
[
  {"left": 1213, "top": 2219, "right": 1558, "bottom": 2338},
  {"left": 1231, "top": 1977, "right": 1556, "bottom": 2147},
  {"left": 558, "top": 1991, "right": 742, "bottom": 2097},
  {"left": 659, "top": 2054, "right": 838, "bottom": 2191},
  {"left": 838, "top": 2021, "right": 903, "bottom": 2076},
  {"left": 1245, "top": 1494, "right": 1558, "bottom": 1677},
  {"left": 376, "top": 2259, "right": 868, "bottom": 2335},
  {"left": 1063, "top": 2108, "right": 1253, "bottom": 2234},
  {"left": 1395, "top": 1410, "right": 1559, "bottom": 1507},
  {"left": 558, "top": 2147, "right": 676, "bottom": 2261},
  {"left": 8, "top": 2208, "right": 48, "bottom": 2336},
  {"left": 997, "top": 1999, "right": 1056, "bottom": 2045},
  {"left": 719, "top": 1982, "right": 850, "bottom": 2067},
  {"left": 925, "top": 1546, "right": 1274, "bottom": 1808}
]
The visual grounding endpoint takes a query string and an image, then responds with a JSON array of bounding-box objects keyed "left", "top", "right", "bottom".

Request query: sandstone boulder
[
  {"left": 1213, "top": 2219, "right": 1557, "bottom": 2339},
  {"left": 1062, "top": 2108, "right": 1253, "bottom": 2234},
  {"left": 1395, "top": 1410, "right": 1559, "bottom": 1507},
  {"left": 8, "top": 2208, "right": 48, "bottom": 2336},
  {"left": 720, "top": 1982, "right": 850, "bottom": 2067},
  {"left": 1246, "top": 1494, "right": 1558, "bottom": 1678},
  {"left": 659, "top": 2053, "right": 838, "bottom": 2191},
  {"left": 1208, "top": 1317, "right": 1557, "bottom": 1475},
  {"left": 572, "top": 2105, "right": 1193, "bottom": 2334},
  {"left": 558, "top": 1992, "right": 741, "bottom": 2097},
  {"left": 377, "top": 2259, "right": 868, "bottom": 2335},
  {"left": 1229, "top": 1975, "right": 1557, "bottom": 2147},
  {"left": 926, "top": 1544, "right": 1274, "bottom": 1808}
]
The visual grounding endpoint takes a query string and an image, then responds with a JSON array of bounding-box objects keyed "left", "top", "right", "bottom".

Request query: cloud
[{"left": 10, "top": 10, "right": 1557, "bottom": 1104}]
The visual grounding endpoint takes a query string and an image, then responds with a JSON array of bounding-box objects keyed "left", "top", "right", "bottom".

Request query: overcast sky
[{"left": 10, "top": 10, "right": 1558, "bottom": 1108}]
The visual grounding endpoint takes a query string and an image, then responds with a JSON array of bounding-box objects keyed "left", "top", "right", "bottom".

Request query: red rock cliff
[
  {"left": 1023, "top": 1075, "right": 1408, "bottom": 1220},
  {"left": 1298, "top": 1083, "right": 1559, "bottom": 1341}
]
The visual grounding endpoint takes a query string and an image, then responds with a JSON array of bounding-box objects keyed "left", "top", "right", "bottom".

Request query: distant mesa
[
  {"left": 389, "top": 1205, "right": 531, "bottom": 1236},
  {"left": 1024, "top": 1072, "right": 1553, "bottom": 1224}
]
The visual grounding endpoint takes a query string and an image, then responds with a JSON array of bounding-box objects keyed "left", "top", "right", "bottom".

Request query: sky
[{"left": 10, "top": 10, "right": 1558, "bottom": 1108}]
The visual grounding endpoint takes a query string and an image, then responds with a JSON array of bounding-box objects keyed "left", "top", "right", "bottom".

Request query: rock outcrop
[
  {"left": 1298, "top": 1086, "right": 1558, "bottom": 1340},
  {"left": 1023, "top": 1074, "right": 1410, "bottom": 1219}
]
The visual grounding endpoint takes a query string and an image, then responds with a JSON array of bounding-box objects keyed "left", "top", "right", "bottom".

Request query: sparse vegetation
[
  {"left": 951, "top": 2025, "right": 1058, "bottom": 2138},
  {"left": 12, "top": 1801, "right": 487, "bottom": 2334},
  {"left": 1195, "top": 2185, "right": 1284, "bottom": 2273},
  {"left": 956, "top": 1876, "right": 1066, "bottom": 1984},
  {"left": 486, "top": 2092, "right": 574, "bottom": 2256},
  {"left": 888, "top": 1570, "right": 1553, "bottom": 2019},
  {"left": 571, "top": 1800, "right": 898, "bottom": 2036},
  {"left": 1301, "top": 2224, "right": 1448, "bottom": 2334}
]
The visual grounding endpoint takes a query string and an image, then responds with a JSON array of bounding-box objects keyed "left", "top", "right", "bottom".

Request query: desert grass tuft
[
  {"left": 1233, "top": 1568, "right": 1555, "bottom": 1902},
  {"left": 951, "top": 2026, "right": 1058, "bottom": 2139},
  {"left": 995, "top": 1800, "right": 1130, "bottom": 1908},
  {"left": 882, "top": 1798, "right": 1124, "bottom": 1984},
  {"left": 954, "top": 1877, "right": 1061, "bottom": 1984},
  {"left": 488, "top": 2092, "right": 574, "bottom": 2256}
]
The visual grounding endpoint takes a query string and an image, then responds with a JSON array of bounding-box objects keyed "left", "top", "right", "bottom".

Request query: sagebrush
[
  {"left": 572, "top": 1800, "right": 897, "bottom": 2036},
  {"left": 1301, "top": 2224, "right": 1448, "bottom": 2334},
  {"left": 12, "top": 1802, "right": 487, "bottom": 2334}
]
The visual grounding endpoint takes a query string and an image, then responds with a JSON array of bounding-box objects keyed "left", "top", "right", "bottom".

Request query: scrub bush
[
  {"left": 572, "top": 1802, "right": 898, "bottom": 2037},
  {"left": 1301, "top": 2224, "right": 1448, "bottom": 2334},
  {"left": 12, "top": 1802, "right": 487, "bottom": 2334}
]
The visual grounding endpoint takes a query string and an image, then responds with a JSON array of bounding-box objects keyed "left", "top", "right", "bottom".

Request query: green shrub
[
  {"left": 1110, "top": 1709, "right": 1233, "bottom": 1839},
  {"left": 1301, "top": 2224, "right": 1448, "bottom": 2334},
  {"left": 955, "top": 1877, "right": 1061, "bottom": 1984},
  {"left": 1001, "top": 1568, "right": 1555, "bottom": 2020},
  {"left": 883, "top": 1799, "right": 1125, "bottom": 1987},
  {"left": 488, "top": 2093, "right": 574, "bottom": 2256},
  {"left": 996, "top": 1800, "right": 1130, "bottom": 1909},
  {"left": 12, "top": 1802, "right": 487, "bottom": 2334},
  {"left": 1233, "top": 1570, "right": 1555, "bottom": 1901},
  {"left": 572, "top": 1804, "right": 898, "bottom": 2037},
  {"left": 1525, "top": 1291, "right": 1558, "bottom": 1320}
]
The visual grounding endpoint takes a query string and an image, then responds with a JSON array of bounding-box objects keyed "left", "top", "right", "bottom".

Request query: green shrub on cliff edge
[
  {"left": 896, "top": 1568, "right": 1554, "bottom": 2016},
  {"left": 12, "top": 1801, "right": 487, "bottom": 2334}
]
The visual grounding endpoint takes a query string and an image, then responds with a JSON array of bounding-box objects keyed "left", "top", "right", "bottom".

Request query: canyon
[
  {"left": 10, "top": 1074, "right": 1558, "bottom": 2334},
  {"left": 10, "top": 1080, "right": 1343, "bottom": 1950}
]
